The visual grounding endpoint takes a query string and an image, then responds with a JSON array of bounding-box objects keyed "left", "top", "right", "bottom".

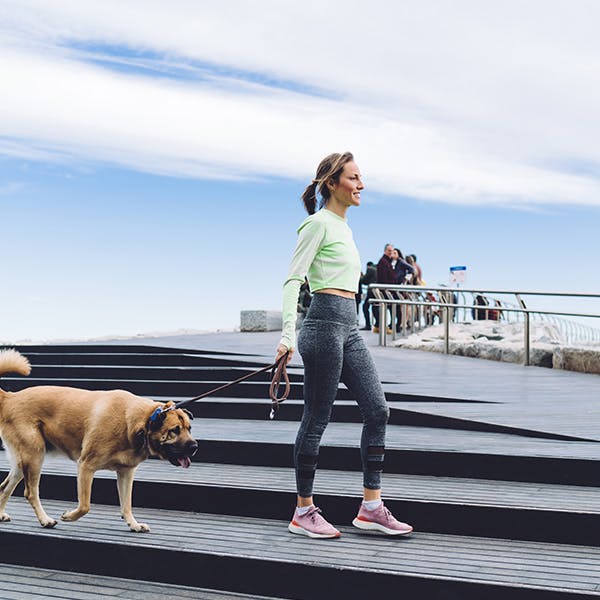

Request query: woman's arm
[{"left": 278, "top": 219, "right": 325, "bottom": 353}]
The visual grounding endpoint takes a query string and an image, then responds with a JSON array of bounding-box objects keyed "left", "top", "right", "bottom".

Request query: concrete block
[
  {"left": 240, "top": 310, "right": 282, "bottom": 332},
  {"left": 553, "top": 347, "right": 600, "bottom": 374}
]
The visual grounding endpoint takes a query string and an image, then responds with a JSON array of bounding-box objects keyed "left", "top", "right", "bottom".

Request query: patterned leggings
[{"left": 295, "top": 292, "right": 389, "bottom": 497}]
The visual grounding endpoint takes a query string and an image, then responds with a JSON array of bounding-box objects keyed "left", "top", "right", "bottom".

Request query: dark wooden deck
[
  {"left": 1, "top": 331, "right": 599, "bottom": 598},
  {"left": 0, "top": 563, "right": 280, "bottom": 599},
  {"left": 2, "top": 498, "right": 600, "bottom": 598}
]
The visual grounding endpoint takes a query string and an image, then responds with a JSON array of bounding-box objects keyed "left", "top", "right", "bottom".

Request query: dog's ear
[{"left": 182, "top": 408, "right": 194, "bottom": 420}]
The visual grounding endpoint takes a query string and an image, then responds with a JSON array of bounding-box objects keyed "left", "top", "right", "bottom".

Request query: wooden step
[
  {"left": 0, "top": 563, "right": 284, "bottom": 600},
  {"left": 1, "top": 498, "right": 599, "bottom": 599},
  {"left": 2, "top": 455, "right": 599, "bottom": 546},
  {"left": 186, "top": 419, "right": 600, "bottom": 485},
  {"left": 14, "top": 350, "right": 269, "bottom": 368},
  {"left": 22, "top": 364, "right": 305, "bottom": 383},
  {"left": 2, "top": 344, "right": 226, "bottom": 355},
  {"left": 151, "top": 396, "right": 591, "bottom": 442}
]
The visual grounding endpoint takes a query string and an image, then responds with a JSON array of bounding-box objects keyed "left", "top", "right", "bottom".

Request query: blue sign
[{"left": 449, "top": 265, "right": 467, "bottom": 284}]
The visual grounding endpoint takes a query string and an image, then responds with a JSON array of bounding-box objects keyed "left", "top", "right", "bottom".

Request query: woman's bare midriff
[{"left": 314, "top": 288, "right": 356, "bottom": 299}]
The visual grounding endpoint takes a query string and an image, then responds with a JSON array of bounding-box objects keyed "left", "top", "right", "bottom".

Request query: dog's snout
[{"left": 187, "top": 440, "right": 199, "bottom": 456}]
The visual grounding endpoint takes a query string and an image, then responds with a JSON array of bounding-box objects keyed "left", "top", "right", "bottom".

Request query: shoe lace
[
  {"left": 383, "top": 505, "right": 395, "bottom": 522},
  {"left": 308, "top": 507, "right": 322, "bottom": 523}
]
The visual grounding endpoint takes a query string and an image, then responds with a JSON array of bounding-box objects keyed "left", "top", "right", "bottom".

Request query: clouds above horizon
[{"left": 2, "top": 0, "right": 600, "bottom": 207}]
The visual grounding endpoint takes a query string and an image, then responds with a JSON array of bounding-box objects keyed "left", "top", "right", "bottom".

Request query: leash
[{"left": 165, "top": 352, "right": 291, "bottom": 419}]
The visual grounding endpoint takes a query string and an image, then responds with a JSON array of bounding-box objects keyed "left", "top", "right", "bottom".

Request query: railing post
[
  {"left": 391, "top": 302, "right": 397, "bottom": 341},
  {"left": 379, "top": 302, "right": 386, "bottom": 346},
  {"left": 524, "top": 311, "right": 530, "bottom": 366},
  {"left": 444, "top": 306, "right": 450, "bottom": 354}
]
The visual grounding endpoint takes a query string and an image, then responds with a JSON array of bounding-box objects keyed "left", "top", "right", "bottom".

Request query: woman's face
[
  {"left": 329, "top": 161, "right": 364, "bottom": 207},
  {"left": 391, "top": 249, "right": 399, "bottom": 260}
]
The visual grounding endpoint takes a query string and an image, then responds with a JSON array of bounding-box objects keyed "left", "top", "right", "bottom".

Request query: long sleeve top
[{"left": 279, "top": 208, "right": 361, "bottom": 350}]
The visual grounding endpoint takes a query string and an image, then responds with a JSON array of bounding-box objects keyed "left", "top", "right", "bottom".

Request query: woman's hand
[{"left": 276, "top": 343, "right": 294, "bottom": 364}]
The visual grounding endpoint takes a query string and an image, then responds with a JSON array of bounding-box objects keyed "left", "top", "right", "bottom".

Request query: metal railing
[{"left": 368, "top": 285, "right": 600, "bottom": 366}]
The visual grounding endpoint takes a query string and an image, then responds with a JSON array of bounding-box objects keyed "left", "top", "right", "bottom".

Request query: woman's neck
[{"left": 324, "top": 198, "right": 349, "bottom": 219}]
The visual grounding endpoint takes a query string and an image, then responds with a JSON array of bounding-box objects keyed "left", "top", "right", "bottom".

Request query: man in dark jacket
[
  {"left": 360, "top": 261, "right": 378, "bottom": 330},
  {"left": 372, "top": 244, "right": 395, "bottom": 333}
]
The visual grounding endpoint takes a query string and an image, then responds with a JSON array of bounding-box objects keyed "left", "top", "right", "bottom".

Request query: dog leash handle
[{"left": 269, "top": 351, "right": 290, "bottom": 419}]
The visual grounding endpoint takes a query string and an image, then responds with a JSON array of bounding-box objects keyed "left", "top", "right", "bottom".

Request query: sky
[{"left": 1, "top": 0, "right": 600, "bottom": 342}]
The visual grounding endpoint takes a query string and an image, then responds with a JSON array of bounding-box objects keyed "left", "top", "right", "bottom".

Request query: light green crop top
[{"left": 280, "top": 208, "right": 361, "bottom": 350}]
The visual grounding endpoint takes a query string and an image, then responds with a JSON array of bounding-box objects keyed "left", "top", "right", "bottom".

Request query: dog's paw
[
  {"left": 40, "top": 518, "right": 58, "bottom": 528},
  {"left": 61, "top": 508, "right": 87, "bottom": 522},
  {"left": 0, "top": 512, "right": 11, "bottom": 522},
  {"left": 129, "top": 522, "right": 150, "bottom": 533}
]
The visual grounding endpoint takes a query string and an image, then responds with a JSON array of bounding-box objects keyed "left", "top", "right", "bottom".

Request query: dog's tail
[{"left": 0, "top": 349, "right": 31, "bottom": 391}]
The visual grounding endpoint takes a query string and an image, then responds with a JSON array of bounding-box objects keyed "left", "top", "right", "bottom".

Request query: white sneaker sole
[
  {"left": 288, "top": 522, "right": 341, "bottom": 539},
  {"left": 352, "top": 518, "right": 413, "bottom": 536}
]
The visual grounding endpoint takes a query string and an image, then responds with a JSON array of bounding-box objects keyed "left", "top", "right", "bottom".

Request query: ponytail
[
  {"left": 301, "top": 181, "right": 318, "bottom": 215},
  {"left": 300, "top": 152, "right": 354, "bottom": 215}
]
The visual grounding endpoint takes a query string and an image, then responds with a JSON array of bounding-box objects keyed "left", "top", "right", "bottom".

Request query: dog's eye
[{"left": 170, "top": 426, "right": 181, "bottom": 436}]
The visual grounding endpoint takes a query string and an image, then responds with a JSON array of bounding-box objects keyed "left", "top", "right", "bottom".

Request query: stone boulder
[{"left": 553, "top": 347, "right": 600, "bottom": 375}]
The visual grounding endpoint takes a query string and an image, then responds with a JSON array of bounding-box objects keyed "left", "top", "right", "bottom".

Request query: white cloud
[{"left": 1, "top": 0, "right": 600, "bottom": 206}]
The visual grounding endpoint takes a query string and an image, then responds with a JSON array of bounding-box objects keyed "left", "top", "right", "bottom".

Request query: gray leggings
[{"left": 295, "top": 293, "right": 390, "bottom": 497}]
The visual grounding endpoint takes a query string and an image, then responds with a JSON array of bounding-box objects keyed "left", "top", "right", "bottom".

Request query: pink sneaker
[
  {"left": 352, "top": 502, "right": 413, "bottom": 536},
  {"left": 288, "top": 506, "right": 341, "bottom": 539}
]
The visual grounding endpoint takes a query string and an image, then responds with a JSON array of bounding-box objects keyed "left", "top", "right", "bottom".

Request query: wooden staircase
[{"left": 1, "top": 343, "right": 599, "bottom": 599}]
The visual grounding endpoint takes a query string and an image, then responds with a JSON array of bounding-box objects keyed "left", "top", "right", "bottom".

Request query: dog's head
[{"left": 145, "top": 402, "right": 198, "bottom": 468}]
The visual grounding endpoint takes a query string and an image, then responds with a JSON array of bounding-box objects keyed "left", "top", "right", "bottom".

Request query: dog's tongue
[{"left": 178, "top": 457, "right": 191, "bottom": 469}]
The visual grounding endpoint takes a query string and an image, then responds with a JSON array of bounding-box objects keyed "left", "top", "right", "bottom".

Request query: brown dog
[{"left": 0, "top": 349, "right": 198, "bottom": 532}]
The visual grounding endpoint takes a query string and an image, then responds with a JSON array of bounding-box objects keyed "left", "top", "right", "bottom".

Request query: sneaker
[
  {"left": 288, "top": 506, "right": 341, "bottom": 539},
  {"left": 352, "top": 502, "right": 413, "bottom": 536},
  {"left": 386, "top": 327, "right": 393, "bottom": 335},
  {"left": 372, "top": 326, "right": 380, "bottom": 333}
]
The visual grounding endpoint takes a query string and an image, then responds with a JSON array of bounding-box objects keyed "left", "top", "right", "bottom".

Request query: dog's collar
[
  {"left": 148, "top": 405, "right": 174, "bottom": 424},
  {"left": 142, "top": 406, "right": 176, "bottom": 450}
]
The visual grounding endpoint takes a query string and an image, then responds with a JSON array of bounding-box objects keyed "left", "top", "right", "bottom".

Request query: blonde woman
[{"left": 275, "top": 152, "right": 413, "bottom": 539}]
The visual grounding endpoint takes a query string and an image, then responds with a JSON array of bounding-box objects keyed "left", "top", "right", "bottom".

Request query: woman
[
  {"left": 275, "top": 152, "right": 413, "bottom": 539},
  {"left": 405, "top": 254, "right": 423, "bottom": 285},
  {"left": 391, "top": 248, "right": 414, "bottom": 285}
]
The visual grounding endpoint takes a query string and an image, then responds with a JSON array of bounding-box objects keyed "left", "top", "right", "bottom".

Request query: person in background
[
  {"left": 373, "top": 244, "right": 395, "bottom": 334},
  {"left": 392, "top": 249, "right": 414, "bottom": 285},
  {"left": 472, "top": 294, "right": 489, "bottom": 320},
  {"left": 405, "top": 255, "right": 423, "bottom": 285},
  {"left": 407, "top": 254, "right": 423, "bottom": 283},
  {"left": 275, "top": 152, "right": 413, "bottom": 540},
  {"left": 391, "top": 249, "right": 415, "bottom": 332},
  {"left": 297, "top": 278, "right": 312, "bottom": 320},
  {"left": 360, "top": 260, "right": 377, "bottom": 330}
]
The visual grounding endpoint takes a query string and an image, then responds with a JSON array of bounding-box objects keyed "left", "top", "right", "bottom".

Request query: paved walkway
[{"left": 84, "top": 329, "right": 600, "bottom": 442}]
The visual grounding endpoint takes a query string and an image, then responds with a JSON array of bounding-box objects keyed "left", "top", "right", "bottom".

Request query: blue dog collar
[
  {"left": 149, "top": 407, "right": 163, "bottom": 422},
  {"left": 149, "top": 406, "right": 175, "bottom": 423}
]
